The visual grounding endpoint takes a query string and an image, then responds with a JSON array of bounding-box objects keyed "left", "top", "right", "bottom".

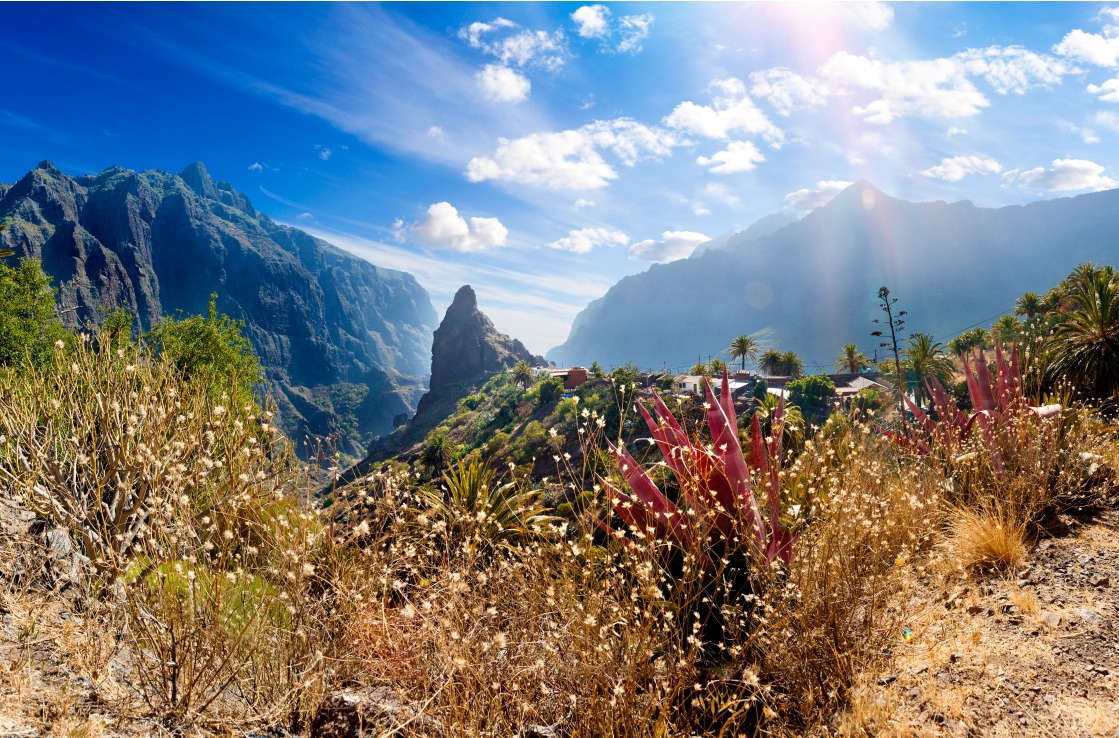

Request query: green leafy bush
[{"left": 0, "top": 256, "right": 68, "bottom": 367}]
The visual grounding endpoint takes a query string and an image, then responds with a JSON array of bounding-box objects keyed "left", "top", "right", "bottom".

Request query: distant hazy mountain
[
  {"left": 688, "top": 212, "right": 799, "bottom": 259},
  {"left": 0, "top": 161, "right": 437, "bottom": 455},
  {"left": 548, "top": 182, "right": 1119, "bottom": 372}
]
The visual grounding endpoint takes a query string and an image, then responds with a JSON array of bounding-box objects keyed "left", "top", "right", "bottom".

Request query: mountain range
[
  {"left": 0, "top": 161, "right": 437, "bottom": 455},
  {"left": 547, "top": 182, "right": 1119, "bottom": 372}
]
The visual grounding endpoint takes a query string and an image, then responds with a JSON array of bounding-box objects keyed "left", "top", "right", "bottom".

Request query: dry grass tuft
[{"left": 948, "top": 504, "right": 1028, "bottom": 572}]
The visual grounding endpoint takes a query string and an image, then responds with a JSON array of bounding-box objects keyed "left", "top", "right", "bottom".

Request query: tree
[
  {"left": 990, "top": 314, "right": 1022, "bottom": 346},
  {"left": 759, "top": 350, "right": 783, "bottom": 376},
  {"left": 1015, "top": 292, "right": 1042, "bottom": 321},
  {"left": 690, "top": 362, "right": 710, "bottom": 376},
  {"left": 144, "top": 293, "right": 261, "bottom": 407},
  {"left": 728, "top": 335, "right": 759, "bottom": 371},
  {"left": 834, "top": 343, "right": 870, "bottom": 374},
  {"left": 589, "top": 360, "right": 604, "bottom": 378},
  {"left": 902, "top": 333, "right": 954, "bottom": 410},
  {"left": 0, "top": 256, "right": 67, "bottom": 367},
  {"left": 872, "top": 286, "right": 906, "bottom": 415},
  {"left": 512, "top": 359, "right": 535, "bottom": 387},
  {"left": 786, "top": 374, "right": 836, "bottom": 412},
  {"left": 1051, "top": 269, "right": 1119, "bottom": 403},
  {"left": 421, "top": 433, "right": 454, "bottom": 476},
  {"left": 709, "top": 357, "right": 727, "bottom": 375},
  {"left": 780, "top": 350, "right": 804, "bottom": 378}
]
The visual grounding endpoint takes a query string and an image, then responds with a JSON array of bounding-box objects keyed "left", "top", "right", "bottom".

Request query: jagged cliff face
[
  {"left": 0, "top": 161, "right": 438, "bottom": 455},
  {"left": 429, "top": 285, "right": 542, "bottom": 390}
]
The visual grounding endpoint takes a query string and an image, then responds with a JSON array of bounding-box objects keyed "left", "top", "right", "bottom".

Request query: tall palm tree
[
  {"left": 709, "top": 358, "right": 727, "bottom": 375},
  {"left": 902, "top": 333, "right": 955, "bottom": 409},
  {"left": 990, "top": 314, "right": 1022, "bottom": 346},
  {"left": 728, "top": 335, "right": 759, "bottom": 372},
  {"left": 1051, "top": 270, "right": 1119, "bottom": 402},
  {"left": 1015, "top": 292, "right": 1042, "bottom": 321},
  {"left": 760, "top": 349, "right": 783, "bottom": 376},
  {"left": 834, "top": 343, "right": 870, "bottom": 374},
  {"left": 780, "top": 350, "right": 805, "bottom": 378},
  {"left": 512, "top": 359, "right": 535, "bottom": 387}
]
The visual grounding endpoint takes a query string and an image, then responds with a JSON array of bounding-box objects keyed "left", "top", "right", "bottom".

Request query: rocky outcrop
[
  {"left": 429, "top": 285, "right": 541, "bottom": 391},
  {"left": 0, "top": 161, "right": 438, "bottom": 455},
  {"left": 333, "top": 285, "right": 542, "bottom": 487}
]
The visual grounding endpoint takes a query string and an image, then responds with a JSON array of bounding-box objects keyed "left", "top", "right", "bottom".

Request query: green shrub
[
  {"left": 786, "top": 374, "right": 836, "bottom": 411},
  {"left": 144, "top": 293, "right": 261, "bottom": 409},
  {"left": 0, "top": 256, "right": 68, "bottom": 367}
]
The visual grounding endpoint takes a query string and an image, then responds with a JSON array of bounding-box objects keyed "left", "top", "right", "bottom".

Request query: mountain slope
[
  {"left": 548, "top": 182, "right": 1119, "bottom": 371},
  {"left": 0, "top": 161, "right": 438, "bottom": 454}
]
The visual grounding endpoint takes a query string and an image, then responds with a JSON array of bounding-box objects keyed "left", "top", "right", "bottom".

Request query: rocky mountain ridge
[{"left": 0, "top": 161, "right": 438, "bottom": 455}]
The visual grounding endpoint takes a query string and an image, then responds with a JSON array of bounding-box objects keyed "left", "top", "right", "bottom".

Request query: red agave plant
[
  {"left": 600, "top": 369, "right": 796, "bottom": 568},
  {"left": 879, "top": 344, "right": 1061, "bottom": 474}
]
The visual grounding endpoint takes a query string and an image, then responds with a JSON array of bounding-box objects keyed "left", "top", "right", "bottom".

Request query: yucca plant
[{"left": 418, "top": 457, "right": 558, "bottom": 550}]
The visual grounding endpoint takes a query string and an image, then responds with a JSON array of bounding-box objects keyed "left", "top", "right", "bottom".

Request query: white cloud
[
  {"left": 956, "top": 46, "right": 1073, "bottom": 94},
  {"left": 410, "top": 201, "right": 509, "bottom": 252},
  {"left": 547, "top": 227, "right": 629, "bottom": 254},
  {"left": 1054, "top": 27, "right": 1119, "bottom": 67},
  {"left": 573, "top": 198, "right": 595, "bottom": 210},
  {"left": 571, "top": 5, "right": 654, "bottom": 53},
  {"left": 466, "top": 130, "right": 614, "bottom": 189},
  {"left": 1092, "top": 109, "right": 1119, "bottom": 132},
  {"left": 318, "top": 148, "right": 332, "bottom": 160},
  {"left": 1000, "top": 168, "right": 1019, "bottom": 186},
  {"left": 462, "top": 19, "right": 568, "bottom": 71},
  {"left": 749, "top": 68, "right": 829, "bottom": 116},
  {"left": 476, "top": 64, "right": 531, "bottom": 103},
  {"left": 664, "top": 78, "right": 783, "bottom": 144},
  {"left": 1088, "top": 76, "right": 1119, "bottom": 101},
  {"left": 1017, "top": 159, "right": 1117, "bottom": 191},
  {"left": 848, "top": 1, "right": 894, "bottom": 31},
  {"left": 696, "top": 140, "right": 765, "bottom": 174},
  {"left": 296, "top": 212, "right": 313, "bottom": 219},
  {"left": 465, "top": 118, "right": 678, "bottom": 189},
  {"left": 822, "top": 52, "right": 988, "bottom": 123},
  {"left": 783, "top": 180, "right": 854, "bottom": 211},
  {"left": 946, "top": 126, "right": 968, "bottom": 137},
  {"left": 920, "top": 154, "right": 1002, "bottom": 182},
  {"left": 571, "top": 5, "right": 610, "bottom": 38},
  {"left": 616, "top": 14, "right": 654, "bottom": 54},
  {"left": 248, "top": 162, "right": 264, "bottom": 172},
  {"left": 702, "top": 182, "right": 741, "bottom": 207},
  {"left": 628, "top": 231, "right": 710, "bottom": 263},
  {"left": 427, "top": 126, "right": 445, "bottom": 141}
]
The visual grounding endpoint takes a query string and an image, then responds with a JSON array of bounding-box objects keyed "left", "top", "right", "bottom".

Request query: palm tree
[
  {"left": 834, "top": 343, "right": 870, "bottom": 374},
  {"left": 902, "top": 333, "right": 955, "bottom": 409},
  {"left": 990, "top": 314, "right": 1022, "bottom": 346},
  {"left": 1015, "top": 292, "right": 1042, "bottom": 321},
  {"left": 728, "top": 335, "right": 759, "bottom": 372},
  {"left": 759, "top": 349, "right": 783, "bottom": 376},
  {"left": 421, "top": 433, "right": 454, "bottom": 476},
  {"left": 690, "top": 362, "right": 709, "bottom": 376},
  {"left": 752, "top": 393, "right": 805, "bottom": 449},
  {"left": 1051, "top": 270, "right": 1119, "bottom": 402},
  {"left": 780, "top": 350, "right": 804, "bottom": 378},
  {"left": 512, "top": 359, "right": 535, "bottom": 387},
  {"left": 709, "top": 357, "right": 727, "bottom": 375}
]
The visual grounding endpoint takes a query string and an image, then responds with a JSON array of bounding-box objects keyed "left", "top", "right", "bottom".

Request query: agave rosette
[
  {"left": 600, "top": 370, "right": 796, "bottom": 567},
  {"left": 880, "top": 345, "right": 1061, "bottom": 469}
]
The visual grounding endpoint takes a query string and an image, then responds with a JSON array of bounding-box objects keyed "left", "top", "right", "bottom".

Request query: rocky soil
[{"left": 852, "top": 507, "right": 1119, "bottom": 738}]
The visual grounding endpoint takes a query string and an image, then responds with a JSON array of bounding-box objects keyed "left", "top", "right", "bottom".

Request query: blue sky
[{"left": 3, "top": 2, "right": 1119, "bottom": 354}]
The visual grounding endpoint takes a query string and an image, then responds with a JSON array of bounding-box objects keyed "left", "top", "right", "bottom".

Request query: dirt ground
[{"left": 847, "top": 507, "right": 1119, "bottom": 738}]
